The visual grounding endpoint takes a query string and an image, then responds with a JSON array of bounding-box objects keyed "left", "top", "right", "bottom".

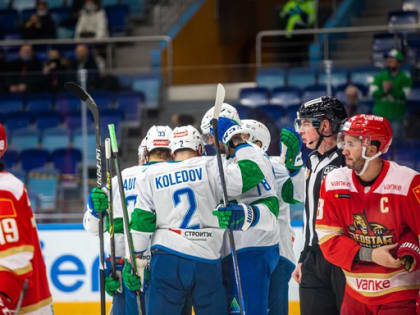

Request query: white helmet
[
  {"left": 145, "top": 125, "right": 172, "bottom": 152},
  {"left": 200, "top": 103, "right": 241, "bottom": 135},
  {"left": 137, "top": 137, "right": 147, "bottom": 158},
  {"left": 171, "top": 125, "right": 203, "bottom": 153},
  {"left": 241, "top": 119, "right": 271, "bottom": 152}
]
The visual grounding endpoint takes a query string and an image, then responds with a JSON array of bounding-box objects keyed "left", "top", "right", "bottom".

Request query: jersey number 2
[{"left": 172, "top": 188, "right": 200, "bottom": 229}]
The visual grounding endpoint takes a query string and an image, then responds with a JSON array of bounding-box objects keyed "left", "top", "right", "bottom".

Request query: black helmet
[{"left": 296, "top": 96, "right": 347, "bottom": 134}]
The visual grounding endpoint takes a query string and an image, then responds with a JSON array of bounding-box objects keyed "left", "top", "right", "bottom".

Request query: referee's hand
[{"left": 292, "top": 262, "right": 303, "bottom": 284}]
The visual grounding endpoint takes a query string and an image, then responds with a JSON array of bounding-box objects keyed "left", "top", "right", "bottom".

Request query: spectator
[
  {"left": 70, "top": 44, "right": 99, "bottom": 89},
  {"left": 21, "top": 0, "right": 56, "bottom": 39},
  {"left": 371, "top": 49, "right": 412, "bottom": 142},
  {"left": 43, "top": 49, "right": 68, "bottom": 93},
  {"left": 7, "top": 44, "right": 42, "bottom": 93},
  {"left": 344, "top": 85, "right": 360, "bottom": 117},
  {"left": 171, "top": 114, "right": 196, "bottom": 127},
  {"left": 75, "top": 0, "right": 108, "bottom": 39}
]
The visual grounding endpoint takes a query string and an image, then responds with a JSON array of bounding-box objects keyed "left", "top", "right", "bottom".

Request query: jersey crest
[
  {"left": 348, "top": 211, "right": 394, "bottom": 248},
  {"left": 412, "top": 184, "right": 420, "bottom": 204},
  {"left": 0, "top": 198, "right": 17, "bottom": 218}
]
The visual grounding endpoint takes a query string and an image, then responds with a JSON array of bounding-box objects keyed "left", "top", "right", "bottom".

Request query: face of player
[
  {"left": 297, "top": 119, "right": 320, "bottom": 150},
  {"left": 342, "top": 135, "right": 365, "bottom": 172}
]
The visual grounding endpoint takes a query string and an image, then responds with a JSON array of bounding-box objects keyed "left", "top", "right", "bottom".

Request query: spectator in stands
[
  {"left": 70, "top": 44, "right": 99, "bottom": 89},
  {"left": 371, "top": 49, "right": 412, "bottom": 141},
  {"left": 75, "top": 0, "right": 108, "bottom": 39},
  {"left": 7, "top": 44, "right": 42, "bottom": 93},
  {"left": 43, "top": 49, "right": 68, "bottom": 93},
  {"left": 171, "top": 114, "right": 196, "bottom": 128},
  {"left": 344, "top": 85, "right": 360, "bottom": 117},
  {"left": 21, "top": 0, "right": 56, "bottom": 39}
]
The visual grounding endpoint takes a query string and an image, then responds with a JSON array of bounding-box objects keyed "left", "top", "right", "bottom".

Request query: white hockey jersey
[
  {"left": 132, "top": 144, "right": 280, "bottom": 261},
  {"left": 83, "top": 164, "right": 149, "bottom": 258},
  {"left": 270, "top": 156, "right": 305, "bottom": 264}
]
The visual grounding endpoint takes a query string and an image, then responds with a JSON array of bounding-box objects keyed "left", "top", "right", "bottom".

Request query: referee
[{"left": 292, "top": 96, "right": 347, "bottom": 315}]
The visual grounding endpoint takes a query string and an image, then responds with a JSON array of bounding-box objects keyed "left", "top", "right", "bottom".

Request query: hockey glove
[
  {"left": 280, "top": 128, "right": 303, "bottom": 171},
  {"left": 88, "top": 187, "right": 108, "bottom": 216},
  {"left": 210, "top": 117, "right": 242, "bottom": 146},
  {"left": 212, "top": 203, "right": 259, "bottom": 231},
  {"left": 122, "top": 259, "right": 141, "bottom": 292},
  {"left": 0, "top": 293, "right": 14, "bottom": 315},
  {"left": 397, "top": 230, "right": 420, "bottom": 272},
  {"left": 105, "top": 276, "right": 121, "bottom": 296}
]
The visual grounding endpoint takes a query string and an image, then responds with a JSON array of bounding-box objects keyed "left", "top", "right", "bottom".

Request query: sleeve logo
[
  {"left": 412, "top": 184, "right": 420, "bottom": 204},
  {"left": 0, "top": 198, "right": 17, "bottom": 218}
]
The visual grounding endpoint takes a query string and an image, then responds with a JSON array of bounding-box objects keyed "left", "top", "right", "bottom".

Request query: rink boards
[{"left": 38, "top": 223, "right": 304, "bottom": 315}]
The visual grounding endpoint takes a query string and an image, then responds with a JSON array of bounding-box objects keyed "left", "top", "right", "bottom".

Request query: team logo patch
[
  {"left": 0, "top": 198, "right": 17, "bottom": 218},
  {"left": 323, "top": 165, "right": 337, "bottom": 176},
  {"left": 334, "top": 193, "right": 351, "bottom": 199},
  {"left": 230, "top": 298, "right": 240, "bottom": 313},
  {"left": 412, "top": 184, "right": 420, "bottom": 204},
  {"left": 348, "top": 211, "right": 393, "bottom": 248}
]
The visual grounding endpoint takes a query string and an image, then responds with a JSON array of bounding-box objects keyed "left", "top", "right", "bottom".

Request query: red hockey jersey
[
  {"left": 315, "top": 160, "right": 420, "bottom": 305},
  {"left": 0, "top": 171, "right": 52, "bottom": 313}
]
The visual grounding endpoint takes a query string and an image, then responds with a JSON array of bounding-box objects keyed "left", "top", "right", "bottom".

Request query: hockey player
[
  {"left": 315, "top": 114, "right": 420, "bottom": 314},
  {"left": 200, "top": 108, "right": 280, "bottom": 315},
  {"left": 0, "top": 123, "right": 53, "bottom": 315},
  {"left": 292, "top": 96, "right": 348, "bottom": 315},
  {"left": 241, "top": 119, "right": 305, "bottom": 315},
  {"left": 84, "top": 125, "right": 173, "bottom": 315}
]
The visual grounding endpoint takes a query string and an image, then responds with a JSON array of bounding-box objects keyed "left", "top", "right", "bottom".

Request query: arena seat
[
  {"left": 132, "top": 73, "right": 162, "bottom": 109},
  {"left": 350, "top": 66, "right": 381, "bottom": 86},
  {"left": 41, "top": 127, "right": 71, "bottom": 152},
  {"left": 51, "top": 148, "right": 82, "bottom": 175},
  {"left": 5, "top": 113, "right": 32, "bottom": 131},
  {"left": 21, "top": 8, "right": 36, "bottom": 21},
  {"left": 10, "top": 127, "right": 39, "bottom": 151},
  {"left": 105, "top": 4, "right": 129, "bottom": 36},
  {"left": 35, "top": 112, "right": 62, "bottom": 131},
  {"left": 12, "top": 0, "right": 35, "bottom": 11},
  {"left": 0, "top": 9, "right": 18, "bottom": 35},
  {"left": 100, "top": 108, "right": 123, "bottom": 138},
  {"left": 239, "top": 87, "right": 270, "bottom": 107},
  {"left": 388, "top": 10, "right": 418, "bottom": 34},
  {"left": 318, "top": 67, "right": 349, "bottom": 87},
  {"left": 302, "top": 84, "right": 330, "bottom": 103},
  {"left": 287, "top": 67, "right": 317, "bottom": 88},
  {"left": 116, "top": 91, "right": 145, "bottom": 125},
  {"left": 257, "top": 105, "right": 285, "bottom": 123},
  {"left": 26, "top": 94, "right": 54, "bottom": 112},
  {"left": 20, "top": 148, "right": 50, "bottom": 172},
  {"left": 91, "top": 91, "right": 115, "bottom": 110},
  {"left": 0, "top": 95, "right": 24, "bottom": 113},
  {"left": 407, "top": 85, "right": 420, "bottom": 101},
  {"left": 50, "top": 7, "right": 70, "bottom": 25},
  {"left": 256, "top": 68, "right": 286, "bottom": 90},
  {"left": 270, "top": 86, "right": 301, "bottom": 107},
  {"left": 56, "top": 93, "right": 81, "bottom": 116},
  {"left": 235, "top": 104, "right": 251, "bottom": 119},
  {"left": 2, "top": 149, "right": 19, "bottom": 169},
  {"left": 72, "top": 129, "right": 96, "bottom": 165},
  {"left": 27, "top": 167, "right": 59, "bottom": 212}
]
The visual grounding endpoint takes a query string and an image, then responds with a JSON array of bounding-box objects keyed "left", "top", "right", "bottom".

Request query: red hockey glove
[
  {"left": 0, "top": 293, "right": 14, "bottom": 315},
  {"left": 397, "top": 229, "right": 420, "bottom": 272}
]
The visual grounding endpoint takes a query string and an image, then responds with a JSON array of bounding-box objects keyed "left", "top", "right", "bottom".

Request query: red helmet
[
  {"left": 0, "top": 123, "right": 6, "bottom": 159},
  {"left": 341, "top": 114, "right": 392, "bottom": 154}
]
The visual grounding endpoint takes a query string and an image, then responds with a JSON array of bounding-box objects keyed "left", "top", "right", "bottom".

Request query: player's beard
[{"left": 346, "top": 155, "right": 366, "bottom": 173}]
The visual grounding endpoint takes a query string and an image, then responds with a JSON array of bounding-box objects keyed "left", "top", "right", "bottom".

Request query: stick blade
[
  {"left": 64, "top": 82, "right": 88, "bottom": 101},
  {"left": 212, "top": 83, "right": 225, "bottom": 120}
]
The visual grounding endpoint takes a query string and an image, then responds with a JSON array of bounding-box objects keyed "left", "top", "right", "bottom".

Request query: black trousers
[{"left": 299, "top": 247, "right": 346, "bottom": 315}]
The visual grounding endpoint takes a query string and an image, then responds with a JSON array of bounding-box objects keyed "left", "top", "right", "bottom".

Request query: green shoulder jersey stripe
[
  {"left": 251, "top": 195, "right": 279, "bottom": 218},
  {"left": 130, "top": 208, "right": 156, "bottom": 233},
  {"left": 106, "top": 217, "right": 124, "bottom": 234},
  {"left": 281, "top": 178, "right": 302, "bottom": 205},
  {"left": 238, "top": 159, "right": 265, "bottom": 193}
]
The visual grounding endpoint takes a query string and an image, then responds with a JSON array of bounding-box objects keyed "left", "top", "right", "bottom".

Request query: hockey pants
[{"left": 268, "top": 256, "right": 295, "bottom": 315}]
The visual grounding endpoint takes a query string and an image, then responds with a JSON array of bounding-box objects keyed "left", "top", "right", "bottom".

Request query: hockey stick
[
  {"left": 108, "top": 124, "right": 143, "bottom": 315},
  {"left": 64, "top": 82, "right": 106, "bottom": 315},
  {"left": 105, "top": 138, "right": 117, "bottom": 279},
  {"left": 211, "top": 83, "right": 246, "bottom": 315}
]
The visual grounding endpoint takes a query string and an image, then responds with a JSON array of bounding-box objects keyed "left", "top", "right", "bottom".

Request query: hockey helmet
[
  {"left": 137, "top": 137, "right": 147, "bottom": 158},
  {"left": 339, "top": 114, "right": 393, "bottom": 155},
  {"left": 241, "top": 119, "right": 271, "bottom": 152},
  {"left": 295, "top": 96, "right": 347, "bottom": 134},
  {"left": 171, "top": 125, "right": 203, "bottom": 154},
  {"left": 145, "top": 125, "right": 172, "bottom": 152},
  {"left": 0, "top": 123, "right": 6, "bottom": 159},
  {"left": 200, "top": 103, "right": 241, "bottom": 135}
]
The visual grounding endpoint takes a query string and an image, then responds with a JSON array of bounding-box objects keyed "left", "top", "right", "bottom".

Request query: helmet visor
[{"left": 294, "top": 117, "right": 321, "bottom": 133}]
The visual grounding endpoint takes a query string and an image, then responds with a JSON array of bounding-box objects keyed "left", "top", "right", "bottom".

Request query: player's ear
[
  {"left": 366, "top": 143, "right": 379, "bottom": 157},
  {"left": 197, "top": 144, "right": 203, "bottom": 156}
]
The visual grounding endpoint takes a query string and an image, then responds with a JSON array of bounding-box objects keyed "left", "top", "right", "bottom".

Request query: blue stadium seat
[
  {"left": 64, "top": 111, "right": 94, "bottom": 130},
  {"left": 5, "top": 113, "right": 32, "bottom": 131},
  {"left": 0, "top": 9, "right": 18, "bottom": 34},
  {"left": 105, "top": 4, "right": 129, "bottom": 35},
  {"left": 0, "top": 0, "right": 9, "bottom": 9},
  {"left": 239, "top": 87, "right": 270, "bottom": 107},
  {"left": 358, "top": 101, "right": 373, "bottom": 114},
  {"left": 21, "top": 8, "right": 36, "bottom": 21},
  {"left": 407, "top": 85, "right": 420, "bottom": 101},
  {"left": 56, "top": 93, "right": 81, "bottom": 116},
  {"left": 2, "top": 149, "right": 19, "bottom": 169},
  {"left": 72, "top": 129, "right": 96, "bottom": 165},
  {"left": 100, "top": 109, "right": 123, "bottom": 137},
  {"left": 41, "top": 127, "right": 71, "bottom": 152},
  {"left": 20, "top": 148, "right": 49, "bottom": 172},
  {"left": 350, "top": 66, "right": 381, "bottom": 86},
  {"left": 35, "top": 112, "right": 62, "bottom": 131},
  {"left": 91, "top": 91, "right": 115, "bottom": 109},
  {"left": 287, "top": 68, "right": 317, "bottom": 88},
  {"left": 116, "top": 91, "right": 145, "bottom": 124},
  {"left": 116, "top": 74, "right": 135, "bottom": 89},
  {"left": 47, "top": 0, "right": 64, "bottom": 8},
  {"left": 234, "top": 104, "right": 251, "bottom": 119},
  {"left": 123, "top": 0, "right": 146, "bottom": 17},
  {"left": 318, "top": 68, "right": 349, "bottom": 87},
  {"left": 12, "top": 0, "right": 35, "bottom": 11},
  {"left": 27, "top": 167, "right": 59, "bottom": 212},
  {"left": 10, "top": 128, "right": 39, "bottom": 151},
  {"left": 257, "top": 105, "right": 285, "bottom": 123},
  {"left": 256, "top": 68, "right": 286, "bottom": 90},
  {"left": 8, "top": 167, "right": 26, "bottom": 183},
  {"left": 51, "top": 147, "right": 82, "bottom": 174},
  {"left": 49, "top": 7, "right": 70, "bottom": 25},
  {"left": 270, "top": 86, "right": 301, "bottom": 107},
  {"left": 26, "top": 94, "right": 54, "bottom": 112},
  {"left": 388, "top": 10, "right": 418, "bottom": 33},
  {"left": 132, "top": 74, "right": 161, "bottom": 109},
  {"left": 302, "top": 84, "right": 329, "bottom": 103},
  {"left": 0, "top": 95, "right": 24, "bottom": 113}
]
